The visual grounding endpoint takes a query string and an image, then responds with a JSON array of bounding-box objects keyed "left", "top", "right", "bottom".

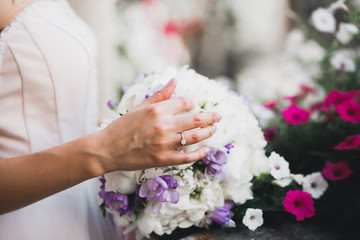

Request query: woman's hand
[{"left": 94, "top": 79, "right": 221, "bottom": 172}]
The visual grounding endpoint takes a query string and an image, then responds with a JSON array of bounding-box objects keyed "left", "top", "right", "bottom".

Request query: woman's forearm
[{"left": 0, "top": 135, "right": 102, "bottom": 215}]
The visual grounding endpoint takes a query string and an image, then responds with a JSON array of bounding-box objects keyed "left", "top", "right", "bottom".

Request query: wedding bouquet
[{"left": 98, "top": 66, "right": 313, "bottom": 239}]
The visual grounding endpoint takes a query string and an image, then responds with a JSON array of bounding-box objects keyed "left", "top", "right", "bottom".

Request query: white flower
[
  {"left": 268, "top": 152, "right": 290, "bottom": 180},
  {"left": 272, "top": 177, "right": 293, "bottom": 187},
  {"left": 199, "top": 179, "right": 224, "bottom": 210},
  {"left": 172, "top": 169, "right": 197, "bottom": 195},
  {"left": 242, "top": 208, "right": 264, "bottom": 231},
  {"left": 330, "top": 49, "right": 356, "bottom": 72},
  {"left": 310, "top": 8, "right": 336, "bottom": 33},
  {"left": 328, "top": 0, "right": 349, "bottom": 13},
  {"left": 296, "top": 40, "right": 326, "bottom": 64},
  {"left": 136, "top": 195, "right": 208, "bottom": 237},
  {"left": 104, "top": 171, "right": 139, "bottom": 194},
  {"left": 291, "top": 173, "right": 304, "bottom": 185},
  {"left": 336, "top": 23, "right": 359, "bottom": 45},
  {"left": 285, "top": 29, "right": 306, "bottom": 56},
  {"left": 302, "top": 172, "right": 328, "bottom": 199}
]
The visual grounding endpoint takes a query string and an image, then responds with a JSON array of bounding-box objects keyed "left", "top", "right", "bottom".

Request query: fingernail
[
  {"left": 217, "top": 113, "right": 222, "bottom": 122},
  {"left": 166, "top": 78, "right": 174, "bottom": 87},
  {"left": 212, "top": 125, "right": 217, "bottom": 133},
  {"left": 204, "top": 147, "right": 210, "bottom": 155}
]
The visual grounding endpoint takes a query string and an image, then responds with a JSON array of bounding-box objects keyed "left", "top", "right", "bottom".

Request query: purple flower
[
  {"left": 139, "top": 175, "right": 179, "bottom": 212},
  {"left": 98, "top": 176, "right": 110, "bottom": 201},
  {"left": 107, "top": 100, "right": 118, "bottom": 110},
  {"left": 211, "top": 207, "right": 232, "bottom": 225},
  {"left": 224, "top": 143, "right": 234, "bottom": 154},
  {"left": 203, "top": 148, "right": 228, "bottom": 179},
  {"left": 105, "top": 192, "right": 129, "bottom": 216},
  {"left": 122, "top": 86, "right": 129, "bottom": 94}
]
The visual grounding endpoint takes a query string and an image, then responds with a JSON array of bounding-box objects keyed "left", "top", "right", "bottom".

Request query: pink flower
[
  {"left": 334, "top": 134, "right": 360, "bottom": 150},
  {"left": 300, "top": 84, "right": 317, "bottom": 94},
  {"left": 283, "top": 94, "right": 305, "bottom": 104},
  {"left": 323, "top": 89, "right": 358, "bottom": 108},
  {"left": 263, "top": 100, "right": 278, "bottom": 110},
  {"left": 322, "top": 162, "right": 353, "bottom": 181},
  {"left": 164, "top": 21, "right": 181, "bottom": 35},
  {"left": 335, "top": 98, "right": 360, "bottom": 123},
  {"left": 264, "top": 128, "right": 278, "bottom": 143},
  {"left": 281, "top": 104, "right": 311, "bottom": 125},
  {"left": 283, "top": 190, "right": 315, "bottom": 221}
]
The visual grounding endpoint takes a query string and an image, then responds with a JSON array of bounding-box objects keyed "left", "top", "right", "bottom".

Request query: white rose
[{"left": 104, "top": 171, "right": 139, "bottom": 194}]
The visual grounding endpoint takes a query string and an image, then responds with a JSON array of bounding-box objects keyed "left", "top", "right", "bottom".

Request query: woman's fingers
[
  {"left": 168, "top": 147, "right": 211, "bottom": 165},
  {"left": 176, "top": 125, "right": 216, "bottom": 147},
  {"left": 139, "top": 78, "right": 177, "bottom": 106},
  {"left": 174, "top": 112, "right": 221, "bottom": 132},
  {"left": 153, "top": 96, "right": 195, "bottom": 115}
]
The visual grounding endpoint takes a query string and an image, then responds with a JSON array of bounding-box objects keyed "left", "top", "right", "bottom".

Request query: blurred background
[{"left": 67, "top": 0, "right": 360, "bottom": 114}]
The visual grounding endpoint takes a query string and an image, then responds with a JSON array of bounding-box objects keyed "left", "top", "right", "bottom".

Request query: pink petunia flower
[
  {"left": 283, "top": 94, "right": 305, "bottom": 104},
  {"left": 335, "top": 98, "right": 360, "bottom": 123},
  {"left": 263, "top": 100, "right": 278, "bottom": 110},
  {"left": 334, "top": 134, "right": 360, "bottom": 150},
  {"left": 322, "top": 162, "right": 353, "bottom": 181},
  {"left": 264, "top": 128, "right": 278, "bottom": 143},
  {"left": 283, "top": 190, "right": 315, "bottom": 221},
  {"left": 300, "top": 84, "right": 317, "bottom": 95},
  {"left": 323, "top": 89, "right": 355, "bottom": 108},
  {"left": 164, "top": 21, "right": 181, "bottom": 35},
  {"left": 281, "top": 104, "right": 311, "bottom": 125}
]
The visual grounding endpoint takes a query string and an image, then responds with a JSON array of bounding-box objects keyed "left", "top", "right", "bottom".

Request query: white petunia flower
[
  {"left": 272, "top": 177, "right": 292, "bottom": 187},
  {"left": 296, "top": 40, "right": 326, "bottom": 64},
  {"left": 328, "top": 0, "right": 349, "bottom": 13},
  {"left": 302, "top": 172, "right": 328, "bottom": 199},
  {"left": 310, "top": 8, "right": 336, "bottom": 33},
  {"left": 330, "top": 49, "right": 356, "bottom": 72},
  {"left": 268, "top": 152, "right": 290, "bottom": 180},
  {"left": 290, "top": 173, "right": 304, "bottom": 185},
  {"left": 336, "top": 23, "right": 359, "bottom": 45},
  {"left": 242, "top": 208, "right": 264, "bottom": 231}
]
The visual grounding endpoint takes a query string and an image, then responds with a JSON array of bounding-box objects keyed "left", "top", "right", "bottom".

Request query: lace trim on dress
[
  {"left": 0, "top": 0, "right": 72, "bottom": 84},
  {"left": 0, "top": 0, "right": 72, "bottom": 54}
]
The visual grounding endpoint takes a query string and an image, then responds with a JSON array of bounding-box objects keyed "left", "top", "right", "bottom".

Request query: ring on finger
[{"left": 180, "top": 132, "right": 186, "bottom": 146}]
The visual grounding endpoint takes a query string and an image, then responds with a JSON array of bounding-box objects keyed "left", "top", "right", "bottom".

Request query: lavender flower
[
  {"left": 105, "top": 192, "right": 130, "bottom": 216},
  {"left": 98, "top": 176, "right": 110, "bottom": 201},
  {"left": 224, "top": 142, "right": 234, "bottom": 154},
  {"left": 139, "top": 175, "right": 179, "bottom": 212},
  {"left": 203, "top": 148, "right": 228, "bottom": 179},
  {"left": 211, "top": 206, "right": 232, "bottom": 225},
  {"left": 99, "top": 176, "right": 132, "bottom": 216},
  {"left": 107, "top": 100, "right": 118, "bottom": 111}
]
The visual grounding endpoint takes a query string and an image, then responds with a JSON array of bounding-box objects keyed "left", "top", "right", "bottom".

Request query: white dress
[{"left": 0, "top": 0, "right": 118, "bottom": 239}]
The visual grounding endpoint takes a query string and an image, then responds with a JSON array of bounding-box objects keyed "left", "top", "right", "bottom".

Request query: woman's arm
[{"left": 0, "top": 79, "right": 220, "bottom": 214}]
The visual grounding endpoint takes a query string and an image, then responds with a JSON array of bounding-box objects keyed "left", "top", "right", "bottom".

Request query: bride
[{"left": 0, "top": 0, "right": 220, "bottom": 239}]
